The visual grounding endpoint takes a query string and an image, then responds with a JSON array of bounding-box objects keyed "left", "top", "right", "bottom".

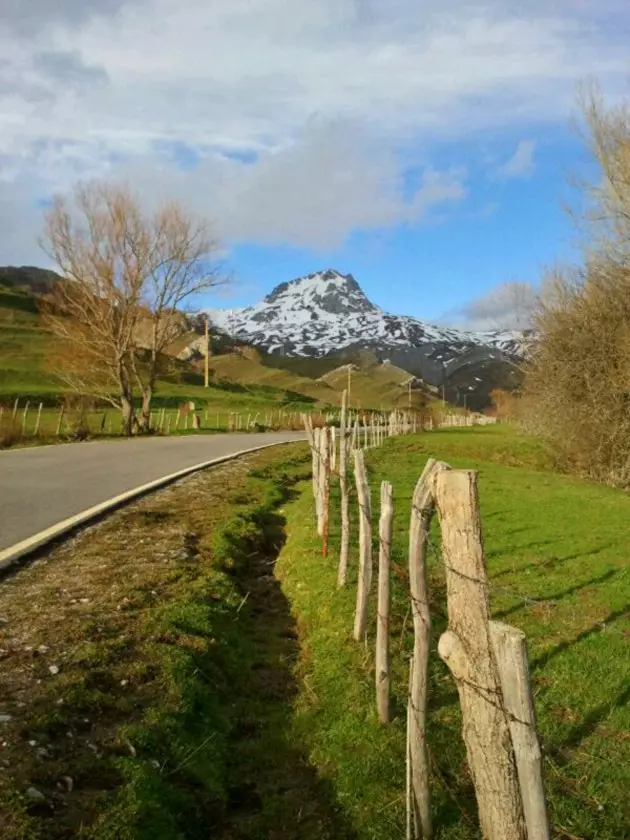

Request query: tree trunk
[
  {"left": 121, "top": 393, "right": 135, "bottom": 436},
  {"left": 139, "top": 384, "right": 153, "bottom": 432}
]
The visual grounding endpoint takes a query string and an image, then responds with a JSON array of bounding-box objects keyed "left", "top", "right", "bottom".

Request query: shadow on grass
[
  {"left": 531, "top": 605, "right": 630, "bottom": 672},
  {"left": 493, "top": 569, "right": 620, "bottom": 620},
  {"left": 212, "top": 497, "right": 358, "bottom": 840}
]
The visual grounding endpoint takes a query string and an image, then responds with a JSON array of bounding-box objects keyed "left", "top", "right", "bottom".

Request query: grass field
[{"left": 276, "top": 425, "right": 630, "bottom": 839}]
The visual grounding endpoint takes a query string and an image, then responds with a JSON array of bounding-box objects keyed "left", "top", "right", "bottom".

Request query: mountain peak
[{"left": 264, "top": 268, "right": 377, "bottom": 316}]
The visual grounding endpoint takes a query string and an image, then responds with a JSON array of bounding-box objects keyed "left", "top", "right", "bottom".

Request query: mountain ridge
[
  {"left": 203, "top": 269, "right": 528, "bottom": 409},
  {"left": 205, "top": 268, "right": 529, "bottom": 357}
]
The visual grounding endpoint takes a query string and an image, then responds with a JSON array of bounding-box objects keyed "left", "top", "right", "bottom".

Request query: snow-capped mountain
[
  {"left": 204, "top": 269, "right": 529, "bottom": 407},
  {"left": 207, "top": 269, "right": 528, "bottom": 352}
]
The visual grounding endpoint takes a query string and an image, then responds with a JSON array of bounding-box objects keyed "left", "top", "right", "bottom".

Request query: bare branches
[{"left": 39, "top": 179, "right": 227, "bottom": 433}]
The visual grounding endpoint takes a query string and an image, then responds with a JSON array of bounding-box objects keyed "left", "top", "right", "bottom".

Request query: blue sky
[
  {"left": 0, "top": 0, "right": 627, "bottom": 329},
  {"left": 210, "top": 126, "right": 592, "bottom": 326}
]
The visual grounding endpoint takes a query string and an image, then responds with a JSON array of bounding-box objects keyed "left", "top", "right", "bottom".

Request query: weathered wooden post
[
  {"left": 376, "top": 481, "right": 393, "bottom": 723},
  {"left": 56, "top": 405, "right": 65, "bottom": 437},
  {"left": 330, "top": 425, "right": 337, "bottom": 473},
  {"left": 34, "top": 402, "right": 43, "bottom": 436},
  {"left": 407, "top": 457, "right": 449, "bottom": 840},
  {"left": 353, "top": 449, "right": 372, "bottom": 642},
  {"left": 11, "top": 398, "right": 19, "bottom": 423},
  {"left": 317, "top": 427, "right": 328, "bottom": 540},
  {"left": 322, "top": 427, "right": 331, "bottom": 556},
  {"left": 351, "top": 418, "right": 359, "bottom": 451},
  {"left": 490, "top": 623, "right": 550, "bottom": 840},
  {"left": 338, "top": 390, "right": 350, "bottom": 586},
  {"left": 435, "top": 470, "right": 527, "bottom": 840},
  {"left": 21, "top": 401, "right": 30, "bottom": 436}
]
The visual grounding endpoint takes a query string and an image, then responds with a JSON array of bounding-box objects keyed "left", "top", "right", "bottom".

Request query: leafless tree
[
  {"left": 523, "top": 82, "right": 630, "bottom": 484},
  {"left": 40, "top": 180, "right": 226, "bottom": 434}
]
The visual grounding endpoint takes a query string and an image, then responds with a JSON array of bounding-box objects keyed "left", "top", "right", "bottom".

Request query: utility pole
[{"left": 204, "top": 317, "right": 210, "bottom": 388}]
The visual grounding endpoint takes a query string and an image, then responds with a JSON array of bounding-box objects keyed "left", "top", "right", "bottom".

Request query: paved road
[{"left": 0, "top": 432, "right": 306, "bottom": 552}]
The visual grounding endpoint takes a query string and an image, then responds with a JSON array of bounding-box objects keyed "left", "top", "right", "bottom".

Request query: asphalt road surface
[{"left": 0, "top": 432, "right": 306, "bottom": 553}]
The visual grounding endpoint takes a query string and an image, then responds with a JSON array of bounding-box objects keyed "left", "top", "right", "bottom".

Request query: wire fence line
[{"left": 302, "top": 396, "right": 550, "bottom": 840}]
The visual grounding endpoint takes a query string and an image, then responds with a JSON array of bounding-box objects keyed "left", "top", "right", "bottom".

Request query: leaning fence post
[
  {"left": 376, "top": 481, "right": 393, "bottom": 723},
  {"left": 353, "top": 449, "right": 372, "bottom": 641},
  {"left": 490, "top": 622, "right": 550, "bottom": 840},
  {"left": 56, "top": 405, "right": 65, "bottom": 437},
  {"left": 338, "top": 390, "right": 350, "bottom": 586},
  {"left": 435, "top": 470, "right": 526, "bottom": 840},
  {"left": 321, "top": 427, "right": 331, "bottom": 556},
  {"left": 407, "top": 457, "right": 448, "bottom": 840},
  {"left": 34, "top": 402, "right": 43, "bottom": 436},
  {"left": 21, "top": 401, "right": 30, "bottom": 436}
]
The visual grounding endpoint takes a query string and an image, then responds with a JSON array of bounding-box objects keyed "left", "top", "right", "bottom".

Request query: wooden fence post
[
  {"left": 435, "top": 470, "right": 526, "bottom": 840},
  {"left": 56, "top": 405, "right": 65, "bottom": 436},
  {"left": 317, "top": 427, "right": 328, "bottom": 540},
  {"left": 351, "top": 418, "right": 359, "bottom": 451},
  {"left": 490, "top": 622, "right": 550, "bottom": 840},
  {"left": 353, "top": 449, "right": 372, "bottom": 642},
  {"left": 407, "top": 457, "right": 449, "bottom": 840},
  {"left": 376, "top": 481, "right": 393, "bottom": 723},
  {"left": 34, "top": 402, "right": 43, "bottom": 436},
  {"left": 338, "top": 391, "right": 350, "bottom": 586},
  {"left": 21, "top": 401, "right": 30, "bottom": 436},
  {"left": 330, "top": 425, "right": 337, "bottom": 473},
  {"left": 12, "top": 398, "right": 19, "bottom": 423},
  {"left": 321, "top": 427, "right": 331, "bottom": 555}
]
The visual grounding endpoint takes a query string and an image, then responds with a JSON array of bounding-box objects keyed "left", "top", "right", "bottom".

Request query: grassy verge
[
  {"left": 276, "top": 426, "right": 630, "bottom": 839},
  {"left": 0, "top": 443, "right": 353, "bottom": 839}
]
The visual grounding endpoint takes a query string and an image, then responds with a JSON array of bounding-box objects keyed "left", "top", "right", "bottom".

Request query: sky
[{"left": 1, "top": 0, "right": 629, "bottom": 330}]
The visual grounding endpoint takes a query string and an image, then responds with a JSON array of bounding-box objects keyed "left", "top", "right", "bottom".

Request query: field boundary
[{"left": 0, "top": 439, "right": 302, "bottom": 571}]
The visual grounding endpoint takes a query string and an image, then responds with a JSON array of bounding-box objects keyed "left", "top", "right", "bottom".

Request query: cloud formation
[
  {"left": 0, "top": 0, "right": 628, "bottom": 262},
  {"left": 446, "top": 281, "right": 538, "bottom": 331},
  {"left": 497, "top": 140, "right": 537, "bottom": 180}
]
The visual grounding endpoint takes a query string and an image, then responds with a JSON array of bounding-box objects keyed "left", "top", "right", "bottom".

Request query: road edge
[{"left": 0, "top": 440, "right": 300, "bottom": 572}]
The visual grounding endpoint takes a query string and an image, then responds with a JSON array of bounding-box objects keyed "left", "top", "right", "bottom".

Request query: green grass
[{"left": 276, "top": 426, "right": 630, "bottom": 839}]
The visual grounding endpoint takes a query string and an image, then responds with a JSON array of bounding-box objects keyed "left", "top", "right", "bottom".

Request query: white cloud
[
  {"left": 445, "top": 280, "right": 538, "bottom": 331},
  {"left": 497, "top": 140, "right": 537, "bottom": 180},
  {"left": 0, "top": 0, "right": 628, "bottom": 262}
]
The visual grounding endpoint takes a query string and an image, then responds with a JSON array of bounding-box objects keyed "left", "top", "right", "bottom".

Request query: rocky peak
[{"left": 263, "top": 269, "right": 378, "bottom": 316}]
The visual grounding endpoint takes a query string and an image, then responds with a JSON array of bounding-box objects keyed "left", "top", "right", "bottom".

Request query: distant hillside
[
  {"left": 0, "top": 265, "right": 62, "bottom": 294},
  {"left": 0, "top": 265, "right": 441, "bottom": 412}
]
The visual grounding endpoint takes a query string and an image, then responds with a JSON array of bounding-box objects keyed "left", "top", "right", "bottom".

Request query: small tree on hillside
[{"left": 41, "top": 181, "right": 226, "bottom": 434}]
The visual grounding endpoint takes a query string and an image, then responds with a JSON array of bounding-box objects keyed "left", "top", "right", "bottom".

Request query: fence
[
  {"left": 302, "top": 392, "right": 549, "bottom": 840},
  {"left": 0, "top": 400, "right": 317, "bottom": 444}
]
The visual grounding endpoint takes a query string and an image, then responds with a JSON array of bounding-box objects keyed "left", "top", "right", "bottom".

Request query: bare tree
[
  {"left": 41, "top": 180, "right": 226, "bottom": 434},
  {"left": 523, "top": 81, "right": 630, "bottom": 484}
]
